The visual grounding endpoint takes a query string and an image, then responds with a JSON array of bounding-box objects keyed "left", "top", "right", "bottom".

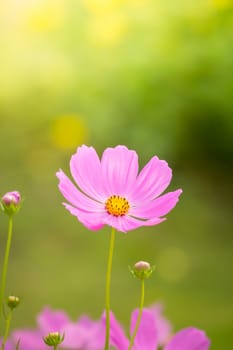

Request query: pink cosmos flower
[
  {"left": 109, "top": 308, "right": 211, "bottom": 350},
  {"left": 56, "top": 145, "right": 182, "bottom": 233},
  {"left": 5, "top": 304, "right": 210, "bottom": 350},
  {"left": 10, "top": 307, "right": 102, "bottom": 350}
]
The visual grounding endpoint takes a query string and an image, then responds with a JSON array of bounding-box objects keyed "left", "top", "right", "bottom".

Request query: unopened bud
[
  {"left": 7, "top": 295, "right": 20, "bottom": 310},
  {"left": 130, "top": 261, "right": 155, "bottom": 280},
  {"left": 43, "top": 332, "right": 64, "bottom": 347},
  {"left": 1, "top": 191, "right": 22, "bottom": 215}
]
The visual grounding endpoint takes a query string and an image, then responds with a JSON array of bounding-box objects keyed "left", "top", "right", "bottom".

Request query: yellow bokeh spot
[
  {"left": 51, "top": 115, "right": 89, "bottom": 150},
  {"left": 81, "top": 0, "right": 150, "bottom": 15},
  {"left": 127, "top": 0, "right": 150, "bottom": 10},
  {"left": 157, "top": 247, "right": 190, "bottom": 283},
  {"left": 24, "top": 0, "right": 65, "bottom": 32},
  {"left": 88, "top": 13, "right": 127, "bottom": 46},
  {"left": 81, "top": 0, "right": 124, "bottom": 15},
  {"left": 212, "top": 0, "right": 232, "bottom": 9}
]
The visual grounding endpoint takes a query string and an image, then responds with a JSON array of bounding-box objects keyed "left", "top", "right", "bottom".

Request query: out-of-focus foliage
[{"left": 0, "top": 1, "right": 232, "bottom": 349}]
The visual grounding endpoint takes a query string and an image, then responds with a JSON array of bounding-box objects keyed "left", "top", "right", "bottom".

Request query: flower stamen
[{"left": 105, "top": 195, "right": 130, "bottom": 217}]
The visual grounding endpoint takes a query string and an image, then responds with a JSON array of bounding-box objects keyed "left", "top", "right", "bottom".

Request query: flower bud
[
  {"left": 1, "top": 191, "right": 22, "bottom": 215},
  {"left": 7, "top": 295, "right": 20, "bottom": 310},
  {"left": 43, "top": 332, "right": 64, "bottom": 347},
  {"left": 130, "top": 260, "right": 155, "bottom": 280}
]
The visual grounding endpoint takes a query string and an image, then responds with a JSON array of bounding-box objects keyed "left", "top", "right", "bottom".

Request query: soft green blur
[{"left": 0, "top": 0, "right": 233, "bottom": 348}]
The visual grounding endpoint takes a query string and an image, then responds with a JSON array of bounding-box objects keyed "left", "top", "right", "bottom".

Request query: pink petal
[
  {"left": 164, "top": 328, "right": 211, "bottom": 350},
  {"left": 62, "top": 323, "right": 87, "bottom": 349},
  {"left": 84, "top": 316, "right": 106, "bottom": 350},
  {"left": 130, "top": 156, "right": 172, "bottom": 202},
  {"left": 56, "top": 170, "right": 103, "bottom": 213},
  {"left": 130, "top": 189, "right": 182, "bottom": 219},
  {"left": 0, "top": 339, "right": 14, "bottom": 350},
  {"left": 101, "top": 146, "right": 138, "bottom": 196},
  {"left": 109, "top": 311, "right": 129, "bottom": 350},
  {"left": 101, "top": 214, "right": 132, "bottom": 233},
  {"left": 149, "top": 303, "right": 172, "bottom": 346},
  {"left": 64, "top": 201, "right": 166, "bottom": 233},
  {"left": 37, "top": 306, "right": 70, "bottom": 333},
  {"left": 12, "top": 330, "right": 45, "bottom": 350},
  {"left": 101, "top": 215, "right": 127, "bottom": 233},
  {"left": 77, "top": 315, "right": 97, "bottom": 328},
  {"left": 102, "top": 213, "right": 165, "bottom": 233},
  {"left": 63, "top": 203, "right": 105, "bottom": 230},
  {"left": 130, "top": 309, "right": 158, "bottom": 350},
  {"left": 70, "top": 145, "right": 106, "bottom": 201},
  {"left": 98, "top": 311, "right": 128, "bottom": 350}
]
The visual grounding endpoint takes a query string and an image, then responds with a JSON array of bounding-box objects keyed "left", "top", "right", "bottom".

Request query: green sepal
[
  {"left": 129, "top": 263, "right": 155, "bottom": 280},
  {"left": 43, "top": 332, "right": 65, "bottom": 347}
]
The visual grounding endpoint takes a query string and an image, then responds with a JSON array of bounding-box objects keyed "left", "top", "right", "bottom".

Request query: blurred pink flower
[
  {"left": 0, "top": 340, "right": 13, "bottom": 350},
  {"left": 11, "top": 307, "right": 102, "bottom": 350},
  {"left": 56, "top": 145, "right": 182, "bottom": 233},
  {"left": 6, "top": 304, "right": 210, "bottom": 350},
  {"left": 149, "top": 303, "right": 173, "bottom": 347},
  {"left": 109, "top": 308, "right": 211, "bottom": 350}
]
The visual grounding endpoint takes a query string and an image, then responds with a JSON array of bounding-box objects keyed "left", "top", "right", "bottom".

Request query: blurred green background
[{"left": 0, "top": 0, "right": 233, "bottom": 348}]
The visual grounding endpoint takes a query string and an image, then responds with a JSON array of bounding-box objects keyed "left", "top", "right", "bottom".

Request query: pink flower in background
[
  {"left": 149, "top": 303, "right": 173, "bottom": 347},
  {"left": 5, "top": 304, "right": 210, "bottom": 350},
  {"left": 109, "top": 308, "right": 211, "bottom": 350},
  {"left": 56, "top": 145, "right": 182, "bottom": 233},
  {"left": 11, "top": 307, "right": 102, "bottom": 350},
  {"left": 0, "top": 340, "right": 13, "bottom": 350}
]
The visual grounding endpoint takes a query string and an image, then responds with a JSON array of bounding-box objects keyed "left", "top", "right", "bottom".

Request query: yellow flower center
[{"left": 105, "top": 195, "right": 130, "bottom": 217}]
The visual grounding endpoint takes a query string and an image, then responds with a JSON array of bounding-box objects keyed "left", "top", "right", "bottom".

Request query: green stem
[
  {"left": 0, "top": 216, "right": 13, "bottom": 316},
  {"left": 2, "top": 310, "right": 12, "bottom": 350},
  {"left": 128, "top": 279, "right": 145, "bottom": 350},
  {"left": 104, "top": 227, "right": 116, "bottom": 350}
]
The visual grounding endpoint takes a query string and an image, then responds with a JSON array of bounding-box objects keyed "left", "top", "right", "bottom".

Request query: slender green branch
[
  {"left": 128, "top": 279, "right": 145, "bottom": 350},
  {"left": 0, "top": 216, "right": 13, "bottom": 316},
  {"left": 2, "top": 310, "right": 12, "bottom": 350},
  {"left": 104, "top": 227, "right": 116, "bottom": 350}
]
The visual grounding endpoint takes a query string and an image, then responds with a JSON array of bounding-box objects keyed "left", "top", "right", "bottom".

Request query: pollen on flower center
[{"left": 105, "top": 195, "right": 130, "bottom": 217}]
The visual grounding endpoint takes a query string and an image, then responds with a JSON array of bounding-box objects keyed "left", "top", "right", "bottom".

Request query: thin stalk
[
  {"left": 104, "top": 227, "right": 116, "bottom": 350},
  {"left": 128, "top": 279, "right": 145, "bottom": 350},
  {"left": 0, "top": 216, "right": 13, "bottom": 315},
  {"left": 2, "top": 310, "right": 12, "bottom": 350}
]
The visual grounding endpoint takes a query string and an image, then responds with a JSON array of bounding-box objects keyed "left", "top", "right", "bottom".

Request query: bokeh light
[
  {"left": 157, "top": 247, "right": 190, "bottom": 283},
  {"left": 51, "top": 115, "right": 89, "bottom": 150},
  {"left": 87, "top": 13, "right": 127, "bottom": 46}
]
